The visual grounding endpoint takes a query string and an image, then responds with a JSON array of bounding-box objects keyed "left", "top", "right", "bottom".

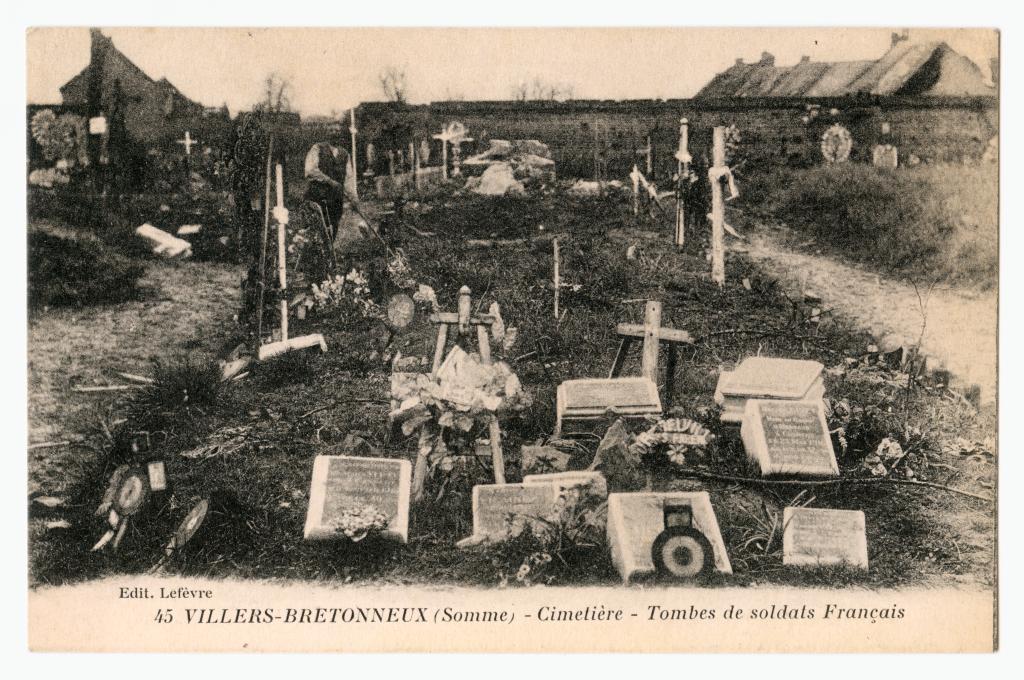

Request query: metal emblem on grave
[
  {"left": 651, "top": 502, "right": 714, "bottom": 579},
  {"left": 820, "top": 124, "right": 853, "bottom": 163}
]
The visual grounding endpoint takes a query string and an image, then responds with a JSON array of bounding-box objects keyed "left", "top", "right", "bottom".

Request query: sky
[{"left": 26, "top": 27, "right": 998, "bottom": 116}]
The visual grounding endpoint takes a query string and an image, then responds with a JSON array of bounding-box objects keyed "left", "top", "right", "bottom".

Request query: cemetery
[{"left": 27, "top": 29, "right": 996, "bottom": 593}]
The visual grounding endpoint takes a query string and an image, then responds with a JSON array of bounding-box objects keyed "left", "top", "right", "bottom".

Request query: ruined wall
[{"left": 371, "top": 97, "right": 997, "bottom": 181}]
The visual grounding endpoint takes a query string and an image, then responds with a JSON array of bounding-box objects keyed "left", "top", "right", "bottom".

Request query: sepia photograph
[{"left": 22, "top": 20, "right": 1000, "bottom": 654}]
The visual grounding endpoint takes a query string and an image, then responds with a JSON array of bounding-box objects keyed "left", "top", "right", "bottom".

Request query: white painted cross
[{"left": 176, "top": 131, "right": 197, "bottom": 156}]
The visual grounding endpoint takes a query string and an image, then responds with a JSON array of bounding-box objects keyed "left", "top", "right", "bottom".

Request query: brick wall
[{"left": 359, "top": 97, "right": 997, "bottom": 181}]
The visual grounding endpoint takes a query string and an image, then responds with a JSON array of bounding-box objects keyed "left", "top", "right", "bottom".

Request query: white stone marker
[
  {"left": 715, "top": 356, "right": 825, "bottom": 423},
  {"left": 457, "top": 483, "right": 560, "bottom": 547},
  {"left": 523, "top": 471, "right": 608, "bottom": 499},
  {"left": 782, "top": 507, "right": 868, "bottom": 570},
  {"left": 606, "top": 491, "right": 732, "bottom": 584},
  {"left": 304, "top": 455, "right": 411, "bottom": 543}
]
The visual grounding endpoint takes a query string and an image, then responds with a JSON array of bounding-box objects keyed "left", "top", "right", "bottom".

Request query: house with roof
[
  {"left": 696, "top": 34, "right": 995, "bottom": 99},
  {"left": 59, "top": 29, "right": 228, "bottom": 150}
]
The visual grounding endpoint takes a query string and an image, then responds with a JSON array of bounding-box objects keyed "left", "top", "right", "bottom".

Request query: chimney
[
  {"left": 735, "top": 58, "right": 744, "bottom": 66},
  {"left": 759, "top": 51, "right": 775, "bottom": 66},
  {"left": 799, "top": 55, "right": 810, "bottom": 64},
  {"left": 891, "top": 30, "right": 909, "bottom": 48}
]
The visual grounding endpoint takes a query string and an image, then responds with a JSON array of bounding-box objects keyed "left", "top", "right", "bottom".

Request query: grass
[
  {"left": 740, "top": 162, "right": 998, "bottom": 289},
  {"left": 28, "top": 184, "right": 995, "bottom": 590}
]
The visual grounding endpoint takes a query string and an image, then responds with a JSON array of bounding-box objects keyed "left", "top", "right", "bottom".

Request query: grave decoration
[
  {"left": 520, "top": 444, "right": 572, "bottom": 476},
  {"left": 390, "top": 287, "right": 530, "bottom": 500},
  {"left": 782, "top": 507, "right": 868, "bottom": 570},
  {"left": 456, "top": 482, "right": 560, "bottom": 548},
  {"left": 91, "top": 464, "right": 161, "bottom": 552},
  {"left": 303, "top": 455, "right": 411, "bottom": 543},
  {"left": 606, "top": 492, "right": 731, "bottom": 583},
  {"left": 740, "top": 399, "right": 839, "bottom": 477},
  {"left": 821, "top": 124, "right": 853, "bottom": 163},
  {"left": 632, "top": 417, "right": 714, "bottom": 466},
  {"left": 715, "top": 356, "right": 825, "bottom": 424}
]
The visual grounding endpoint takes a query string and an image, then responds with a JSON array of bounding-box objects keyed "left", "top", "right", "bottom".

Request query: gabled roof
[{"left": 696, "top": 41, "right": 994, "bottom": 98}]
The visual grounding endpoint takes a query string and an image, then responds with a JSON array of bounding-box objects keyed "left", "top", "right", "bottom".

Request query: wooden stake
[
  {"left": 711, "top": 126, "right": 726, "bottom": 287},
  {"left": 645, "top": 134, "right": 653, "bottom": 177},
  {"left": 553, "top": 238, "right": 560, "bottom": 320},
  {"left": 348, "top": 107, "right": 359, "bottom": 201},
  {"left": 440, "top": 129, "right": 448, "bottom": 180},
  {"left": 275, "top": 163, "right": 288, "bottom": 341},
  {"left": 674, "top": 118, "right": 689, "bottom": 248}
]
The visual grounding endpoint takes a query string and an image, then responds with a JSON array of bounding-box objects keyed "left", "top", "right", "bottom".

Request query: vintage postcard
[{"left": 25, "top": 26, "right": 998, "bottom": 653}]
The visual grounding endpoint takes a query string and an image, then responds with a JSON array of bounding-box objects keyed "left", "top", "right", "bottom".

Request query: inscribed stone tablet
[
  {"left": 741, "top": 399, "right": 838, "bottom": 477},
  {"left": 470, "top": 483, "right": 559, "bottom": 541},
  {"left": 304, "top": 455, "right": 411, "bottom": 543},
  {"left": 606, "top": 492, "right": 732, "bottom": 584},
  {"left": 720, "top": 357, "right": 823, "bottom": 399},
  {"left": 523, "top": 471, "right": 608, "bottom": 499},
  {"left": 783, "top": 507, "right": 868, "bottom": 569}
]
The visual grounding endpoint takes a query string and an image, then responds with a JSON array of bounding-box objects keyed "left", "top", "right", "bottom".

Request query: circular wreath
[{"left": 821, "top": 124, "right": 853, "bottom": 163}]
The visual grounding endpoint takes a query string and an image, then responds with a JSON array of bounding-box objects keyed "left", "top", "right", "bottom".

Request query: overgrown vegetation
[
  {"left": 28, "top": 228, "right": 146, "bottom": 309},
  {"left": 29, "top": 181, "right": 995, "bottom": 590},
  {"left": 742, "top": 162, "right": 998, "bottom": 289}
]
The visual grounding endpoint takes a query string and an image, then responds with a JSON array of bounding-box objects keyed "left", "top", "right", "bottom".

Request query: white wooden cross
[{"left": 176, "top": 131, "right": 197, "bottom": 156}]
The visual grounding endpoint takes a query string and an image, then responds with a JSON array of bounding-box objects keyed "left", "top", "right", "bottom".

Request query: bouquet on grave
[
  {"left": 392, "top": 345, "right": 532, "bottom": 471},
  {"left": 334, "top": 504, "right": 389, "bottom": 542}
]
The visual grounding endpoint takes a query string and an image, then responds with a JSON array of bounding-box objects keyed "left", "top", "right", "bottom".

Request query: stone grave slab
[
  {"left": 872, "top": 144, "right": 898, "bottom": 169},
  {"left": 715, "top": 357, "right": 824, "bottom": 423},
  {"left": 523, "top": 470, "right": 608, "bottom": 499},
  {"left": 606, "top": 492, "right": 731, "bottom": 584},
  {"left": 457, "top": 483, "right": 559, "bottom": 547},
  {"left": 304, "top": 455, "right": 411, "bottom": 543},
  {"left": 740, "top": 399, "right": 839, "bottom": 477},
  {"left": 783, "top": 507, "right": 868, "bottom": 569}
]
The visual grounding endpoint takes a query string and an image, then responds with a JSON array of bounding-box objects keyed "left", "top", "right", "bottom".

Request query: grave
[
  {"left": 555, "top": 301, "right": 693, "bottom": 435},
  {"left": 740, "top": 399, "right": 839, "bottom": 477},
  {"left": 456, "top": 483, "right": 560, "bottom": 547},
  {"left": 782, "top": 507, "right": 868, "bottom": 569},
  {"left": 606, "top": 492, "right": 731, "bottom": 583},
  {"left": 872, "top": 144, "right": 898, "bottom": 169},
  {"left": 523, "top": 470, "right": 608, "bottom": 499},
  {"left": 715, "top": 356, "right": 824, "bottom": 423},
  {"left": 304, "top": 455, "right": 411, "bottom": 543}
]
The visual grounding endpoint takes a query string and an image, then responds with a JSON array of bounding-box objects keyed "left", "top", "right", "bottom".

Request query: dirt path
[
  {"left": 28, "top": 258, "right": 242, "bottom": 495},
  {"left": 738, "top": 227, "right": 997, "bottom": 404}
]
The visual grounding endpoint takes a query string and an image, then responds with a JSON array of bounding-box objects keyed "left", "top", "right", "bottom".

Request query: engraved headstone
[
  {"left": 741, "top": 399, "right": 838, "bottom": 477},
  {"left": 783, "top": 507, "right": 868, "bottom": 569},
  {"left": 523, "top": 470, "right": 608, "bottom": 499},
  {"left": 606, "top": 492, "right": 731, "bottom": 583},
  {"left": 457, "top": 483, "right": 559, "bottom": 547},
  {"left": 304, "top": 455, "right": 411, "bottom": 543},
  {"left": 872, "top": 144, "right": 898, "bottom": 169},
  {"left": 715, "top": 357, "right": 824, "bottom": 423}
]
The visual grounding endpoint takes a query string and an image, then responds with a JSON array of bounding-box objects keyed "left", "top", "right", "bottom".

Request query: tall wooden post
[
  {"left": 640, "top": 301, "right": 663, "bottom": 382},
  {"left": 674, "top": 118, "right": 690, "bottom": 248},
  {"left": 710, "top": 126, "right": 726, "bottom": 286},
  {"left": 348, "top": 107, "right": 359, "bottom": 200},
  {"left": 645, "top": 134, "right": 653, "bottom": 177},
  {"left": 553, "top": 238, "right": 560, "bottom": 320},
  {"left": 414, "top": 139, "right": 422, "bottom": 191},
  {"left": 438, "top": 127, "right": 449, "bottom": 180}
]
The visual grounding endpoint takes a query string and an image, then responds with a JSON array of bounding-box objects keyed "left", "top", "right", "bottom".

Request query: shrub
[
  {"left": 766, "top": 162, "right": 997, "bottom": 287},
  {"left": 135, "top": 357, "right": 223, "bottom": 416},
  {"left": 28, "top": 229, "right": 145, "bottom": 309}
]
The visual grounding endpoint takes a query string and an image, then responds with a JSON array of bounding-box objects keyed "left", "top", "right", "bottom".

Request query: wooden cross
[
  {"left": 176, "top": 130, "right": 197, "bottom": 156},
  {"left": 608, "top": 301, "right": 693, "bottom": 409},
  {"left": 555, "top": 301, "right": 692, "bottom": 435},
  {"left": 674, "top": 117, "right": 691, "bottom": 248},
  {"left": 425, "top": 285, "right": 506, "bottom": 485}
]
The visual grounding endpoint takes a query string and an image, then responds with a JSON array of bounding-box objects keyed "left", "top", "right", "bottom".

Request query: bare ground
[
  {"left": 27, "top": 258, "right": 243, "bottom": 496},
  {"left": 737, "top": 224, "right": 997, "bottom": 405}
]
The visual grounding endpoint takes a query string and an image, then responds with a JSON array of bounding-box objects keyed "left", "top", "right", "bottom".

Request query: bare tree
[
  {"left": 379, "top": 66, "right": 409, "bottom": 104},
  {"left": 517, "top": 76, "right": 576, "bottom": 102},
  {"left": 511, "top": 80, "right": 530, "bottom": 102},
  {"left": 256, "top": 72, "right": 293, "bottom": 113}
]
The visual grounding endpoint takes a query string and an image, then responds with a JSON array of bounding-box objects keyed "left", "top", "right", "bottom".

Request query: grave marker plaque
[
  {"left": 715, "top": 357, "right": 824, "bottom": 423},
  {"left": 606, "top": 492, "right": 731, "bottom": 583},
  {"left": 783, "top": 507, "right": 868, "bottom": 569},
  {"left": 304, "top": 455, "right": 411, "bottom": 543},
  {"left": 458, "top": 483, "right": 559, "bottom": 546},
  {"left": 741, "top": 399, "right": 839, "bottom": 477},
  {"left": 523, "top": 471, "right": 608, "bottom": 499}
]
